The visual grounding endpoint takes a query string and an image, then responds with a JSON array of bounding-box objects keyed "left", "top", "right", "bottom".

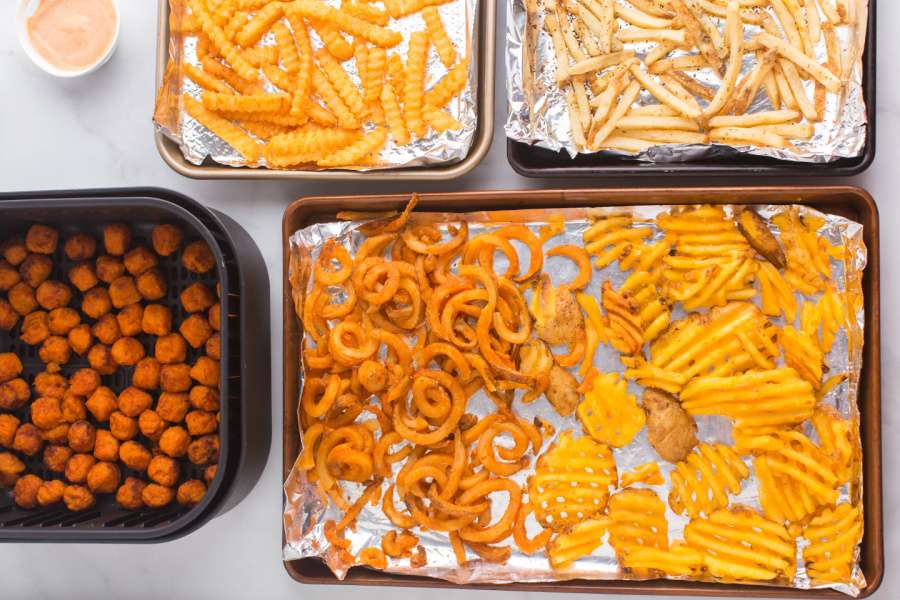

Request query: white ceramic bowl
[{"left": 16, "top": 0, "right": 120, "bottom": 78}]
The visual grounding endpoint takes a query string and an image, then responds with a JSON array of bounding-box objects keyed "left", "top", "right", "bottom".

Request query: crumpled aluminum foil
[
  {"left": 154, "top": 0, "right": 479, "bottom": 170},
  {"left": 505, "top": 1, "right": 868, "bottom": 163},
  {"left": 284, "top": 204, "right": 867, "bottom": 596}
]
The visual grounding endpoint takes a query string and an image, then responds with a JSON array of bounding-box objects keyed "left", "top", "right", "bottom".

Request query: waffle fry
[
  {"left": 547, "top": 517, "right": 611, "bottom": 569},
  {"left": 576, "top": 372, "right": 645, "bottom": 448},
  {"left": 608, "top": 488, "right": 669, "bottom": 574},
  {"left": 582, "top": 212, "right": 652, "bottom": 269},
  {"left": 621, "top": 462, "right": 664, "bottom": 488},
  {"left": 811, "top": 406, "right": 856, "bottom": 484},
  {"left": 780, "top": 325, "right": 824, "bottom": 388},
  {"left": 668, "top": 443, "right": 749, "bottom": 518},
  {"left": 618, "top": 268, "right": 670, "bottom": 345},
  {"left": 623, "top": 544, "right": 704, "bottom": 577},
  {"left": 803, "top": 503, "right": 863, "bottom": 585}
]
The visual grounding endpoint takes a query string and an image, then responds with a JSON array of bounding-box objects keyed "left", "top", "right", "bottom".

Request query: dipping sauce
[{"left": 27, "top": 0, "right": 117, "bottom": 72}]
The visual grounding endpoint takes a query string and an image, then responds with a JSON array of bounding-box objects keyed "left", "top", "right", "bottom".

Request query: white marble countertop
[{"left": 0, "top": 2, "right": 896, "bottom": 599}]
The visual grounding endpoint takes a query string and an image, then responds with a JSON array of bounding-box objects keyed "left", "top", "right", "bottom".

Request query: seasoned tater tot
[
  {"left": 185, "top": 411, "right": 217, "bottom": 436},
  {"left": 182, "top": 240, "right": 215, "bottom": 274},
  {"left": 87, "top": 461, "right": 120, "bottom": 494},
  {"left": 37, "top": 479, "right": 65, "bottom": 506},
  {"left": 19, "top": 254, "right": 53, "bottom": 287},
  {"left": 0, "top": 299, "right": 18, "bottom": 331},
  {"left": 117, "top": 387, "right": 152, "bottom": 417},
  {"left": 68, "top": 262, "right": 98, "bottom": 292},
  {"left": 189, "top": 386, "right": 220, "bottom": 411},
  {"left": 62, "top": 393, "right": 87, "bottom": 423},
  {"left": 116, "top": 304, "right": 144, "bottom": 337},
  {"left": 136, "top": 268, "right": 167, "bottom": 301},
  {"left": 13, "top": 474, "right": 43, "bottom": 508},
  {"left": 111, "top": 337, "right": 145, "bottom": 366},
  {"left": 39, "top": 335, "right": 72, "bottom": 365},
  {"left": 43, "top": 444, "right": 73, "bottom": 472},
  {"left": 208, "top": 303, "right": 221, "bottom": 331},
  {"left": 8, "top": 282, "right": 38, "bottom": 315},
  {"left": 41, "top": 424, "right": 69, "bottom": 445},
  {"left": 157, "top": 392, "right": 190, "bottom": 423},
  {"left": 67, "top": 324, "right": 92, "bottom": 355},
  {"left": 85, "top": 386, "right": 118, "bottom": 422},
  {"left": 63, "top": 485, "right": 95, "bottom": 511},
  {"left": 152, "top": 224, "right": 183, "bottom": 257},
  {"left": 103, "top": 223, "right": 132, "bottom": 256},
  {"left": 119, "top": 441, "right": 151, "bottom": 471},
  {"left": 67, "top": 420, "right": 96, "bottom": 453},
  {"left": 65, "top": 453, "right": 96, "bottom": 483},
  {"left": 109, "top": 411, "right": 138, "bottom": 441},
  {"left": 133, "top": 357, "right": 161, "bottom": 390},
  {"left": 92, "top": 314, "right": 121, "bottom": 345},
  {"left": 82, "top": 287, "right": 112, "bottom": 319},
  {"left": 180, "top": 282, "right": 215, "bottom": 313},
  {"left": 160, "top": 364, "right": 192, "bottom": 392},
  {"left": 139, "top": 410, "right": 166, "bottom": 441},
  {"left": 36, "top": 281, "right": 73, "bottom": 310},
  {"left": 93, "top": 430, "right": 119, "bottom": 462},
  {"left": 116, "top": 476, "right": 146, "bottom": 509},
  {"left": 95, "top": 255, "right": 125, "bottom": 283},
  {"left": 191, "top": 357, "right": 220, "bottom": 388},
  {"left": 33, "top": 372, "right": 66, "bottom": 399},
  {"left": 155, "top": 333, "right": 187, "bottom": 364},
  {"left": 180, "top": 314, "right": 212, "bottom": 349},
  {"left": 147, "top": 455, "right": 179, "bottom": 486},
  {"left": 12, "top": 424, "right": 43, "bottom": 456},
  {"left": 48, "top": 307, "right": 81, "bottom": 335},
  {"left": 159, "top": 426, "right": 191, "bottom": 458},
  {"left": 187, "top": 434, "right": 219, "bottom": 465},
  {"left": 142, "top": 483, "right": 174, "bottom": 508},
  {"left": 204, "top": 464, "right": 217, "bottom": 486},
  {"left": 31, "top": 396, "right": 64, "bottom": 430},
  {"left": 0, "top": 452, "right": 26, "bottom": 487},
  {"left": 142, "top": 304, "right": 172, "bottom": 336},
  {"left": 0, "top": 260, "right": 21, "bottom": 291},
  {"left": 1, "top": 236, "right": 27, "bottom": 266},
  {"left": 26, "top": 225, "right": 59, "bottom": 255},
  {"left": 69, "top": 368, "right": 100, "bottom": 396},
  {"left": 109, "top": 276, "right": 141, "bottom": 308},
  {"left": 87, "top": 344, "right": 117, "bottom": 375},
  {"left": 205, "top": 333, "right": 221, "bottom": 360},
  {"left": 0, "top": 378, "right": 29, "bottom": 410},
  {"left": 20, "top": 311, "right": 51, "bottom": 345},
  {"left": 0, "top": 414, "right": 19, "bottom": 447},
  {"left": 177, "top": 479, "right": 207, "bottom": 506},
  {"left": 0, "top": 353, "right": 23, "bottom": 383},
  {"left": 64, "top": 233, "right": 97, "bottom": 262},
  {"left": 123, "top": 247, "right": 158, "bottom": 276}
]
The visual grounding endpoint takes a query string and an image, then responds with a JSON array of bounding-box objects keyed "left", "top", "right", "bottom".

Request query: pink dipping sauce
[{"left": 27, "top": 0, "right": 117, "bottom": 72}]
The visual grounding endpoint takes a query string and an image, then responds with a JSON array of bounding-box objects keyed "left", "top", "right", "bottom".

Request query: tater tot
[
  {"left": 82, "top": 287, "right": 112, "bottom": 320},
  {"left": 0, "top": 353, "right": 22, "bottom": 383},
  {"left": 139, "top": 410, "right": 166, "bottom": 442},
  {"left": 31, "top": 396, "right": 64, "bottom": 430},
  {"left": 142, "top": 482, "right": 174, "bottom": 508},
  {"left": 205, "top": 333, "right": 221, "bottom": 360},
  {"left": 87, "top": 344, "right": 117, "bottom": 375},
  {"left": 13, "top": 474, "right": 43, "bottom": 508},
  {"left": 0, "top": 452, "right": 26, "bottom": 487},
  {"left": 41, "top": 423, "right": 69, "bottom": 445},
  {"left": 177, "top": 479, "right": 207, "bottom": 506},
  {"left": 33, "top": 372, "right": 66, "bottom": 399},
  {"left": 152, "top": 224, "right": 183, "bottom": 257},
  {"left": 103, "top": 224, "right": 132, "bottom": 256},
  {"left": 69, "top": 368, "right": 100, "bottom": 396},
  {"left": 0, "top": 299, "right": 18, "bottom": 331},
  {"left": 159, "top": 426, "right": 191, "bottom": 458},
  {"left": 48, "top": 307, "right": 81, "bottom": 335},
  {"left": 208, "top": 303, "right": 221, "bottom": 331},
  {"left": 12, "top": 424, "right": 43, "bottom": 456},
  {"left": 182, "top": 240, "right": 215, "bottom": 274},
  {"left": 95, "top": 255, "right": 125, "bottom": 283},
  {"left": 64, "top": 233, "right": 97, "bottom": 262},
  {"left": 0, "top": 378, "right": 29, "bottom": 410},
  {"left": 187, "top": 434, "right": 219, "bottom": 465},
  {"left": 147, "top": 455, "right": 179, "bottom": 486},
  {"left": 67, "top": 420, "right": 96, "bottom": 453},
  {"left": 20, "top": 311, "right": 51, "bottom": 345},
  {"left": 26, "top": 225, "right": 59, "bottom": 255},
  {"left": 132, "top": 357, "right": 161, "bottom": 390},
  {"left": 157, "top": 392, "right": 190, "bottom": 423},
  {"left": 37, "top": 479, "right": 65, "bottom": 506},
  {"left": 109, "top": 276, "right": 141, "bottom": 308},
  {"left": 116, "top": 476, "right": 146, "bottom": 509},
  {"left": 87, "top": 461, "right": 120, "bottom": 494},
  {"left": 119, "top": 441, "right": 151, "bottom": 471},
  {"left": 117, "top": 387, "right": 153, "bottom": 417},
  {"left": 189, "top": 386, "right": 220, "bottom": 412},
  {"left": 8, "top": 282, "right": 38, "bottom": 315},
  {"left": 0, "top": 260, "right": 21, "bottom": 291},
  {"left": 91, "top": 314, "right": 121, "bottom": 345},
  {"left": 62, "top": 393, "right": 87, "bottom": 423},
  {"left": 116, "top": 304, "right": 144, "bottom": 337},
  {"left": 65, "top": 453, "right": 96, "bottom": 483},
  {"left": 0, "top": 414, "right": 19, "bottom": 447},
  {"left": 155, "top": 333, "right": 187, "bottom": 364},
  {"left": 123, "top": 246, "right": 158, "bottom": 276},
  {"left": 19, "top": 254, "right": 53, "bottom": 287},
  {"left": 109, "top": 411, "right": 138, "bottom": 441},
  {"left": 68, "top": 262, "right": 99, "bottom": 292},
  {"left": 160, "top": 363, "right": 192, "bottom": 392},
  {"left": 93, "top": 430, "right": 119, "bottom": 462},
  {"left": 67, "top": 324, "right": 92, "bottom": 355},
  {"left": 36, "top": 281, "right": 73, "bottom": 311},
  {"left": 180, "top": 282, "right": 215, "bottom": 313},
  {"left": 180, "top": 313, "right": 213, "bottom": 349},
  {"left": 43, "top": 444, "right": 73, "bottom": 472},
  {"left": 39, "top": 335, "right": 72, "bottom": 365},
  {"left": 204, "top": 464, "right": 217, "bottom": 486},
  {"left": 185, "top": 411, "right": 217, "bottom": 436},
  {"left": 135, "top": 268, "right": 167, "bottom": 301},
  {"left": 1, "top": 236, "right": 28, "bottom": 266},
  {"left": 63, "top": 484, "right": 95, "bottom": 511},
  {"left": 111, "top": 337, "right": 145, "bottom": 366},
  {"left": 141, "top": 304, "right": 172, "bottom": 336},
  {"left": 191, "top": 357, "right": 220, "bottom": 388},
  {"left": 85, "top": 386, "right": 118, "bottom": 422}
]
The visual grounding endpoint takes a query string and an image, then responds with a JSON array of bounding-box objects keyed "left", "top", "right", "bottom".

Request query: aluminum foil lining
[
  {"left": 505, "top": 1, "right": 869, "bottom": 163},
  {"left": 154, "top": 0, "right": 479, "bottom": 171},
  {"left": 284, "top": 204, "right": 867, "bottom": 596}
]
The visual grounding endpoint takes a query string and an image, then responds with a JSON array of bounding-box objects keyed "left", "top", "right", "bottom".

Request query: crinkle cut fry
[
  {"left": 316, "top": 49, "right": 368, "bottom": 119},
  {"left": 318, "top": 128, "right": 388, "bottom": 167},
  {"left": 202, "top": 91, "right": 291, "bottom": 114},
  {"left": 384, "top": 0, "right": 455, "bottom": 19},
  {"left": 286, "top": 0, "right": 403, "bottom": 48},
  {"left": 422, "top": 6, "right": 457, "bottom": 67},
  {"left": 424, "top": 58, "right": 469, "bottom": 111},
  {"left": 264, "top": 125, "right": 360, "bottom": 167},
  {"left": 183, "top": 94, "right": 261, "bottom": 162},
  {"left": 235, "top": 1, "right": 284, "bottom": 47},
  {"left": 312, "top": 68, "right": 360, "bottom": 129},
  {"left": 404, "top": 32, "right": 429, "bottom": 139},
  {"left": 188, "top": 0, "right": 259, "bottom": 81}
]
